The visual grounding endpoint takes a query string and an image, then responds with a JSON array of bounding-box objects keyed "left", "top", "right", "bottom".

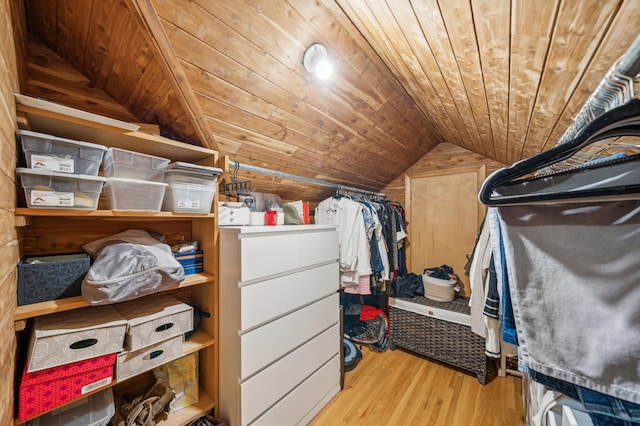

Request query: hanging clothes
[
  {"left": 316, "top": 195, "right": 407, "bottom": 295},
  {"left": 479, "top": 100, "right": 640, "bottom": 408}
]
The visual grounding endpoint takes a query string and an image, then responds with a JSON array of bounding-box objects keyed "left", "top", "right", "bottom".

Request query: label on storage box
[
  {"left": 177, "top": 198, "right": 200, "bottom": 209},
  {"left": 31, "top": 154, "right": 75, "bottom": 173},
  {"left": 31, "top": 190, "right": 74, "bottom": 207},
  {"left": 81, "top": 376, "right": 112, "bottom": 394}
]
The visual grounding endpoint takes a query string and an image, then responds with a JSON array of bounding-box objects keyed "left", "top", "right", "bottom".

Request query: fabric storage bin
[
  {"left": 17, "top": 168, "right": 106, "bottom": 209},
  {"left": 102, "top": 147, "right": 169, "bottom": 182},
  {"left": 103, "top": 177, "right": 167, "bottom": 211},
  {"left": 18, "top": 353, "right": 115, "bottom": 421},
  {"left": 29, "top": 387, "right": 115, "bottom": 426},
  {"left": 113, "top": 294, "right": 193, "bottom": 351},
  {"left": 26, "top": 305, "right": 127, "bottom": 372},
  {"left": 422, "top": 275, "right": 457, "bottom": 302},
  {"left": 18, "top": 130, "right": 107, "bottom": 176},
  {"left": 116, "top": 334, "right": 183, "bottom": 381},
  {"left": 18, "top": 253, "right": 90, "bottom": 306},
  {"left": 389, "top": 296, "right": 487, "bottom": 384}
]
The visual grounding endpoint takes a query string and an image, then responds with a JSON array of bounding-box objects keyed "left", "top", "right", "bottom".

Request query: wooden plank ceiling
[{"left": 22, "top": 0, "right": 640, "bottom": 202}]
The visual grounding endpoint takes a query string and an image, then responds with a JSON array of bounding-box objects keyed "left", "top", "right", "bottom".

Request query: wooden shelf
[
  {"left": 17, "top": 102, "right": 218, "bottom": 164},
  {"left": 156, "top": 388, "right": 215, "bottom": 426},
  {"left": 14, "top": 272, "right": 215, "bottom": 321},
  {"left": 14, "top": 331, "right": 215, "bottom": 425},
  {"left": 13, "top": 99, "right": 219, "bottom": 425},
  {"left": 15, "top": 208, "right": 215, "bottom": 221}
]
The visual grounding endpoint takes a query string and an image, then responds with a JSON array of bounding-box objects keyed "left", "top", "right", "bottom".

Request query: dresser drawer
[
  {"left": 240, "top": 262, "right": 338, "bottom": 331},
  {"left": 253, "top": 355, "right": 340, "bottom": 426},
  {"left": 240, "top": 323, "right": 340, "bottom": 425},
  {"left": 240, "top": 293, "right": 338, "bottom": 380},
  {"left": 239, "top": 229, "right": 338, "bottom": 281}
]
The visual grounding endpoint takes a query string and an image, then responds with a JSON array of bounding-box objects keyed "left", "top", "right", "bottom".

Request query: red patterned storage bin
[{"left": 18, "top": 353, "right": 116, "bottom": 421}]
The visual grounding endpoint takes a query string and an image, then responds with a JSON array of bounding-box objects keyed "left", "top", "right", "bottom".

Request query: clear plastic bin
[
  {"left": 103, "top": 147, "right": 169, "bottom": 182},
  {"left": 18, "top": 130, "right": 107, "bottom": 176},
  {"left": 17, "top": 168, "right": 106, "bottom": 210},
  {"left": 104, "top": 177, "right": 167, "bottom": 211},
  {"left": 162, "top": 182, "right": 215, "bottom": 213},
  {"left": 31, "top": 388, "right": 114, "bottom": 426}
]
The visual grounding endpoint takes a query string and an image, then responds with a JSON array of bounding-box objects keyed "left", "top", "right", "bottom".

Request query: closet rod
[
  {"left": 556, "top": 34, "right": 640, "bottom": 148},
  {"left": 228, "top": 160, "right": 386, "bottom": 199}
]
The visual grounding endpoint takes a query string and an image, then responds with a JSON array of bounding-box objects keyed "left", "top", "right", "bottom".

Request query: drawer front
[
  {"left": 240, "top": 293, "right": 338, "bottom": 380},
  {"left": 240, "top": 262, "right": 339, "bottom": 331},
  {"left": 240, "top": 230, "right": 338, "bottom": 281},
  {"left": 253, "top": 355, "right": 340, "bottom": 426},
  {"left": 240, "top": 323, "right": 339, "bottom": 425}
]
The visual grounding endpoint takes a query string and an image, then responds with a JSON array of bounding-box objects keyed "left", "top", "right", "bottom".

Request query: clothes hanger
[{"left": 478, "top": 99, "right": 640, "bottom": 206}]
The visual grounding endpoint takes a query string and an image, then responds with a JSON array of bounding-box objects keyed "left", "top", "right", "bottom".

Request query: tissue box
[{"left": 18, "top": 353, "right": 116, "bottom": 421}]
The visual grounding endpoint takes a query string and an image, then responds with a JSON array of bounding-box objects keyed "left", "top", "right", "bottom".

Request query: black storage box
[{"left": 17, "top": 253, "right": 90, "bottom": 305}]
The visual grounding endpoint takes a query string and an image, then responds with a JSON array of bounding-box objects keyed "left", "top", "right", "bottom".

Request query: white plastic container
[
  {"left": 31, "top": 388, "right": 114, "bottom": 426},
  {"left": 164, "top": 161, "right": 222, "bottom": 186},
  {"left": 16, "top": 168, "right": 106, "bottom": 209},
  {"left": 102, "top": 147, "right": 169, "bottom": 182},
  {"left": 18, "top": 130, "right": 107, "bottom": 176},
  {"left": 162, "top": 182, "right": 215, "bottom": 213},
  {"left": 103, "top": 177, "right": 167, "bottom": 211}
]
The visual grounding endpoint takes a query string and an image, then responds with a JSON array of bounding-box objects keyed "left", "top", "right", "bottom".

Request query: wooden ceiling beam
[{"left": 124, "top": 0, "right": 218, "bottom": 150}]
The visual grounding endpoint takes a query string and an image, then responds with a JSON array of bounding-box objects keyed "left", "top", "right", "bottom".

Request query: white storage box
[
  {"left": 218, "top": 203, "right": 250, "bottom": 225},
  {"left": 103, "top": 177, "right": 167, "bottom": 211},
  {"left": 102, "top": 147, "right": 169, "bottom": 182},
  {"left": 30, "top": 388, "right": 115, "bottom": 426},
  {"left": 113, "top": 294, "right": 193, "bottom": 351},
  {"left": 26, "top": 305, "right": 127, "bottom": 372},
  {"left": 162, "top": 182, "right": 215, "bottom": 213},
  {"left": 18, "top": 130, "right": 107, "bottom": 176},
  {"left": 16, "top": 168, "right": 106, "bottom": 210},
  {"left": 116, "top": 334, "right": 183, "bottom": 381}
]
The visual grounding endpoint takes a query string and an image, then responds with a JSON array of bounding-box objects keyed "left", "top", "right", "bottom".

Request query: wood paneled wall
[
  {"left": 0, "top": 0, "right": 23, "bottom": 424},
  {"left": 25, "top": 38, "right": 140, "bottom": 123},
  {"left": 382, "top": 142, "right": 504, "bottom": 208}
]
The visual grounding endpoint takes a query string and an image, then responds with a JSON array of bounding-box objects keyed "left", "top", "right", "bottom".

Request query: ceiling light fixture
[{"left": 302, "top": 43, "right": 333, "bottom": 80}]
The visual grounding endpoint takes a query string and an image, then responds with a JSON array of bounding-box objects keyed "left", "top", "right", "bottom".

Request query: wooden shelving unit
[{"left": 13, "top": 99, "right": 220, "bottom": 425}]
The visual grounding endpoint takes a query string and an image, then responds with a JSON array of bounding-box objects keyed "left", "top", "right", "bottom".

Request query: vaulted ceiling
[{"left": 21, "top": 0, "right": 640, "bottom": 201}]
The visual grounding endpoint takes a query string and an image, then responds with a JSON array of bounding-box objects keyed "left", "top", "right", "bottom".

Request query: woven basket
[{"left": 389, "top": 296, "right": 487, "bottom": 384}]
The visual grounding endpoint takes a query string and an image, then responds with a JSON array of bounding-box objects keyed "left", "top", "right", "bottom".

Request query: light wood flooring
[{"left": 310, "top": 347, "right": 524, "bottom": 426}]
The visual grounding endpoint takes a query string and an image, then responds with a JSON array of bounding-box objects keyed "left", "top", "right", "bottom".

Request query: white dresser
[{"left": 219, "top": 225, "right": 341, "bottom": 426}]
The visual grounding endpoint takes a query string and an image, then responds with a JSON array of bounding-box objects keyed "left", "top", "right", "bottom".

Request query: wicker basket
[{"left": 389, "top": 296, "right": 488, "bottom": 384}]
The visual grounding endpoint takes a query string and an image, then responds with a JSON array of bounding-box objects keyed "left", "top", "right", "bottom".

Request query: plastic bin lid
[
  {"left": 105, "top": 177, "right": 168, "bottom": 187},
  {"left": 167, "top": 162, "right": 222, "bottom": 176},
  {"left": 17, "top": 130, "right": 108, "bottom": 151},
  {"left": 30, "top": 388, "right": 115, "bottom": 426},
  {"left": 106, "top": 147, "right": 170, "bottom": 162},
  {"left": 16, "top": 167, "right": 107, "bottom": 182}
]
